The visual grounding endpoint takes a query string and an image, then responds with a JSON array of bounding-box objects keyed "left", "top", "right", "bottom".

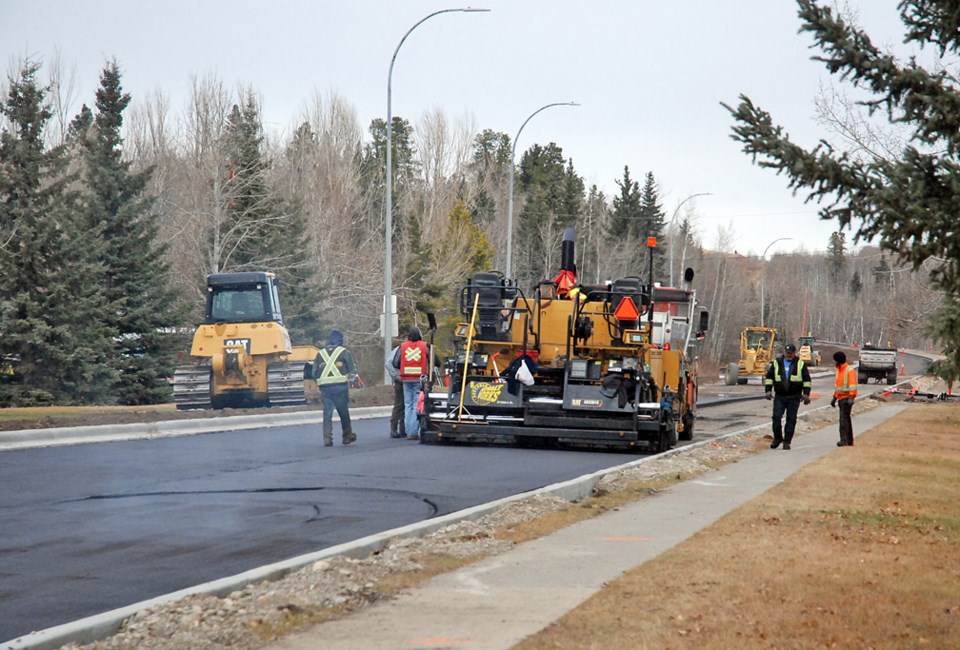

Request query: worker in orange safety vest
[
  {"left": 831, "top": 350, "right": 858, "bottom": 446},
  {"left": 394, "top": 326, "right": 429, "bottom": 441}
]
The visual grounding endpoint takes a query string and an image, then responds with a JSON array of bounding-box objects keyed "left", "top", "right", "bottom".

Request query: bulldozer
[
  {"left": 420, "top": 228, "right": 709, "bottom": 452},
  {"left": 172, "top": 272, "right": 320, "bottom": 410},
  {"left": 725, "top": 326, "right": 776, "bottom": 385},
  {"left": 797, "top": 334, "right": 821, "bottom": 366}
]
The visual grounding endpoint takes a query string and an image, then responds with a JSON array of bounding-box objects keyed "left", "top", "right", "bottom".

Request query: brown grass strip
[{"left": 515, "top": 403, "right": 960, "bottom": 649}]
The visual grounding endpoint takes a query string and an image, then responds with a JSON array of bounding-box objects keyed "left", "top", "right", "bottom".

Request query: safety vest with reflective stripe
[
  {"left": 764, "top": 357, "right": 811, "bottom": 395},
  {"left": 399, "top": 340, "right": 428, "bottom": 380},
  {"left": 317, "top": 346, "right": 348, "bottom": 385},
  {"left": 834, "top": 363, "right": 858, "bottom": 400}
]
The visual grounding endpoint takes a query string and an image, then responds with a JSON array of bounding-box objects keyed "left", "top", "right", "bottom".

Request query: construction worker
[
  {"left": 315, "top": 329, "right": 357, "bottom": 447},
  {"left": 385, "top": 342, "right": 406, "bottom": 440},
  {"left": 395, "top": 326, "right": 428, "bottom": 441},
  {"left": 831, "top": 350, "right": 858, "bottom": 446},
  {"left": 764, "top": 343, "right": 812, "bottom": 450}
]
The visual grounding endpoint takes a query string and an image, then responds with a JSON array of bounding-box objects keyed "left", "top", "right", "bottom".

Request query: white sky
[{"left": 3, "top": 0, "right": 909, "bottom": 256}]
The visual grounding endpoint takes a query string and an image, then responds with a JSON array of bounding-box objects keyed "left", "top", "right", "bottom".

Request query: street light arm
[
  {"left": 759, "top": 237, "right": 793, "bottom": 328},
  {"left": 761, "top": 237, "right": 793, "bottom": 260},
  {"left": 510, "top": 102, "right": 580, "bottom": 161},
  {"left": 668, "top": 192, "right": 712, "bottom": 286},
  {"left": 505, "top": 101, "right": 579, "bottom": 279},
  {"left": 388, "top": 8, "right": 491, "bottom": 93}
]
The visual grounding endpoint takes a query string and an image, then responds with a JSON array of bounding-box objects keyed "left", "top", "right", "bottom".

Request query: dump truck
[
  {"left": 420, "top": 228, "right": 708, "bottom": 452},
  {"left": 172, "top": 272, "right": 320, "bottom": 410},
  {"left": 725, "top": 326, "right": 777, "bottom": 385},
  {"left": 797, "top": 334, "right": 821, "bottom": 366},
  {"left": 858, "top": 344, "right": 898, "bottom": 385}
]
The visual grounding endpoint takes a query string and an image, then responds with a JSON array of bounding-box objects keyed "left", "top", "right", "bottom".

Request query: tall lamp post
[
  {"left": 667, "top": 192, "right": 711, "bottom": 286},
  {"left": 384, "top": 7, "right": 489, "bottom": 383},
  {"left": 760, "top": 237, "right": 793, "bottom": 327},
  {"left": 505, "top": 101, "right": 579, "bottom": 280}
]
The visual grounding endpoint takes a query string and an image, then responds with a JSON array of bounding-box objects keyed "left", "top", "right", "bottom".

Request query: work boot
[
  {"left": 323, "top": 436, "right": 333, "bottom": 447},
  {"left": 342, "top": 431, "right": 357, "bottom": 445},
  {"left": 783, "top": 442, "right": 791, "bottom": 450},
  {"left": 770, "top": 438, "right": 782, "bottom": 449}
]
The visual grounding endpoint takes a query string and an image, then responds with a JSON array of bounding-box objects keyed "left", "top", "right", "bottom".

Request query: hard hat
[{"left": 784, "top": 343, "right": 796, "bottom": 353}]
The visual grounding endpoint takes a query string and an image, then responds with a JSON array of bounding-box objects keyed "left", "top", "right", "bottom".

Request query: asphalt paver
[{"left": 266, "top": 403, "right": 907, "bottom": 650}]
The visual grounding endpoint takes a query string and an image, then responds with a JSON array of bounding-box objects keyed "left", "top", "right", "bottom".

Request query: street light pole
[
  {"left": 667, "top": 192, "right": 711, "bottom": 286},
  {"left": 505, "top": 101, "right": 579, "bottom": 280},
  {"left": 760, "top": 237, "right": 793, "bottom": 328},
  {"left": 384, "top": 7, "right": 489, "bottom": 383}
]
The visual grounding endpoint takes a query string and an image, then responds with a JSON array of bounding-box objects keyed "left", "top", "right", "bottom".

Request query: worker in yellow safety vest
[
  {"left": 315, "top": 329, "right": 357, "bottom": 447},
  {"left": 764, "top": 343, "right": 812, "bottom": 450}
]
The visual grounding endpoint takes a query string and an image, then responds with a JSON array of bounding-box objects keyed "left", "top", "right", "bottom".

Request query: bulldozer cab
[{"left": 205, "top": 272, "right": 282, "bottom": 324}]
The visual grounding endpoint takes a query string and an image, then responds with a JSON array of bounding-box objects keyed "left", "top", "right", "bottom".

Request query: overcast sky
[{"left": 4, "top": 0, "right": 909, "bottom": 256}]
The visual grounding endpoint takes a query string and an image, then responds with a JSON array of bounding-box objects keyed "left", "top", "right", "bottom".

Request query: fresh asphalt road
[
  {"left": 0, "top": 352, "right": 927, "bottom": 642},
  {"left": 1, "top": 418, "right": 651, "bottom": 641}
]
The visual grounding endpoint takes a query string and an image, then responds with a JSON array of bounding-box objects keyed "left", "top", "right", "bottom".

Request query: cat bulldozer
[
  {"left": 725, "top": 326, "right": 777, "bottom": 385},
  {"left": 172, "top": 272, "right": 320, "bottom": 410},
  {"left": 421, "top": 228, "right": 708, "bottom": 452}
]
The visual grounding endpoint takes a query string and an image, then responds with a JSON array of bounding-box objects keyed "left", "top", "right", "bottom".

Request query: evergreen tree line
[{"left": 2, "top": 17, "right": 951, "bottom": 406}]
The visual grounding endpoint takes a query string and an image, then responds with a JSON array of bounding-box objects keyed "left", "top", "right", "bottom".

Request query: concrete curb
[{"left": 0, "top": 406, "right": 392, "bottom": 452}]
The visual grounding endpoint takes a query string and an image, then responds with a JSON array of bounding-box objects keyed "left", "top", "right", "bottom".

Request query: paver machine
[{"left": 421, "top": 228, "right": 708, "bottom": 452}]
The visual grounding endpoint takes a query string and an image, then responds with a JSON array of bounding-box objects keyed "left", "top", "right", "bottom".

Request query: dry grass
[
  {"left": 515, "top": 403, "right": 960, "bottom": 650},
  {"left": 0, "top": 403, "right": 177, "bottom": 423}
]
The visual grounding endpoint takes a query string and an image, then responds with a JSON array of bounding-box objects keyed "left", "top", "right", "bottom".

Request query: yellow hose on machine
[{"left": 457, "top": 292, "right": 481, "bottom": 422}]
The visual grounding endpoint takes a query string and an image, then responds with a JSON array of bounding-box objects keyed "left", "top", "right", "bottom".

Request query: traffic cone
[{"left": 900, "top": 363, "right": 906, "bottom": 376}]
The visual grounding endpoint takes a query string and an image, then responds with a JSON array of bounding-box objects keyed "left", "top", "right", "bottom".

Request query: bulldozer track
[
  {"left": 172, "top": 365, "right": 213, "bottom": 411},
  {"left": 266, "top": 361, "right": 309, "bottom": 407}
]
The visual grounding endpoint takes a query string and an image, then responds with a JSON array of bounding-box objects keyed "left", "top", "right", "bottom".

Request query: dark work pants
[
  {"left": 390, "top": 380, "right": 406, "bottom": 436},
  {"left": 772, "top": 395, "right": 801, "bottom": 443},
  {"left": 838, "top": 397, "right": 854, "bottom": 445},
  {"left": 322, "top": 386, "right": 352, "bottom": 440}
]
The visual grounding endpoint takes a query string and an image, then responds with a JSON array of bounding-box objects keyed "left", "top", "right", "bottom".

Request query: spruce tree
[
  {"left": 0, "top": 60, "right": 118, "bottom": 405},
  {"left": 609, "top": 166, "right": 641, "bottom": 240},
  {"left": 76, "top": 62, "right": 187, "bottom": 404},
  {"left": 638, "top": 172, "right": 667, "bottom": 280},
  {"left": 221, "top": 92, "right": 322, "bottom": 344},
  {"left": 724, "top": 0, "right": 960, "bottom": 375},
  {"left": 825, "top": 231, "right": 847, "bottom": 288},
  {"left": 515, "top": 143, "right": 574, "bottom": 285}
]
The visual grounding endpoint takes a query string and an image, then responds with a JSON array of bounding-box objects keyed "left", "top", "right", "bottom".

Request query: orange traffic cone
[{"left": 900, "top": 363, "right": 906, "bottom": 376}]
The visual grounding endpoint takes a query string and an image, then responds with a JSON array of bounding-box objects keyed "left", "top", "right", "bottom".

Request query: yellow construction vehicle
[
  {"left": 725, "top": 326, "right": 777, "bottom": 385},
  {"left": 421, "top": 228, "right": 708, "bottom": 452},
  {"left": 172, "top": 272, "right": 320, "bottom": 410},
  {"left": 797, "top": 334, "right": 821, "bottom": 366}
]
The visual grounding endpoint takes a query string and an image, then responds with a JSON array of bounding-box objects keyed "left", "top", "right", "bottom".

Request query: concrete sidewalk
[{"left": 267, "top": 403, "right": 907, "bottom": 650}]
